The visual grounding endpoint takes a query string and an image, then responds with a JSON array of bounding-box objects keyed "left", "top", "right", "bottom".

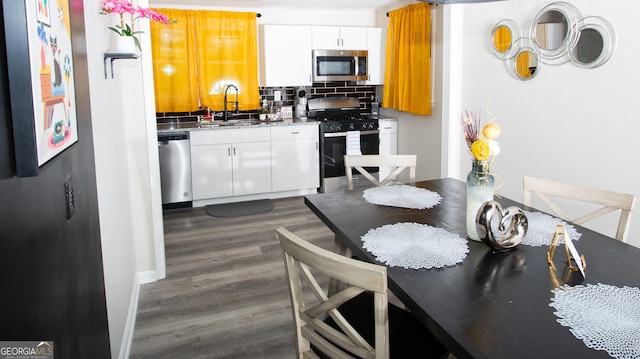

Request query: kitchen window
[{"left": 150, "top": 9, "right": 260, "bottom": 113}]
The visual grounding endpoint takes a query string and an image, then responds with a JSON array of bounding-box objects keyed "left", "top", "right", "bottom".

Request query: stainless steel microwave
[{"left": 312, "top": 49, "right": 368, "bottom": 82}]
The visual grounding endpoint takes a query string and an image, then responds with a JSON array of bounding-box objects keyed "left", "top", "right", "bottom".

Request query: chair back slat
[
  {"left": 345, "top": 155, "right": 417, "bottom": 190},
  {"left": 523, "top": 176, "right": 636, "bottom": 242},
  {"left": 277, "top": 227, "right": 390, "bottom": 358}
]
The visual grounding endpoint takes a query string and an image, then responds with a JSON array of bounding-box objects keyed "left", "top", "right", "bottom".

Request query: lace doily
[
  {"left": 521, "top": 211, "right": 582, "bottom": 247},
  {"left": 550, "top": 284, "right": 640, "bottom": 359},
  {"left": 362, "top": 185, "right": 442, "bottom": 210},
  {"left": 361, "top": 222, "right": 468, "bottom": 269}
]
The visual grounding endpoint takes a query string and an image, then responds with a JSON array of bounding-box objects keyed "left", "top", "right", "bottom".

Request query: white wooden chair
[
  {"left": 276, "top": 227, "right": 448, "bottom": 359},
  {"left": 344, "top": 155, "right": 416, "bottom": 190},
  {"left": 523, "top": 176, "right": 636, "bottom": 242}
]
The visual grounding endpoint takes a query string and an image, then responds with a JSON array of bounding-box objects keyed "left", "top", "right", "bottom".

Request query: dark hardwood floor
[{"left": 129, "top": 196, "right": 336, "bottom": 358}]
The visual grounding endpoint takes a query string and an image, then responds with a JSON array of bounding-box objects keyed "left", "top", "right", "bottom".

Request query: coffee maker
[{"left": 295, "top": 87, "right": 308, "bottom": 119}]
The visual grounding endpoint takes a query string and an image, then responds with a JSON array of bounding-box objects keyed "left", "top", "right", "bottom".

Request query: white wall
[
  {"left": 456, "top": 0, "right": 640, "bottom": 246},
  {"left": 84, "top": 1, "right": 161, "bottom": 357}
]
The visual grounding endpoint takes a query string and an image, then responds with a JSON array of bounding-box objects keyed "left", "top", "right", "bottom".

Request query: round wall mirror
[
  {"left": 514, "top": 50, "right": 540, "bottom": 80},
  {"left": 507, "top": 38, "right": 541, "bottom": 81},
  {"left": 491, "top": 20, "right": 520, "bottom": 59},
  {"left": 530, "top": 2, "right": 582, "bottom": 63},
  {"left": 569, "top": 16, "right": 616, "bottom": 69}
]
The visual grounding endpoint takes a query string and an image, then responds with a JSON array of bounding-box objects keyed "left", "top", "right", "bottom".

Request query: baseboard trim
[{"left": 119, "top": 270, "right": 157, "bottom": 359}]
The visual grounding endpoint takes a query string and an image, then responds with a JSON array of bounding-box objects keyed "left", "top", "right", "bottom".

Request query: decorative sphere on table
[{"left": 475, "top": 200, "right": 528, "bottom": 251}]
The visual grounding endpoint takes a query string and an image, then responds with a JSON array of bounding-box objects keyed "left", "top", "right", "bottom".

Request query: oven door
[{"left": 322, "top": 130, "right": 379, "bottom": 179}]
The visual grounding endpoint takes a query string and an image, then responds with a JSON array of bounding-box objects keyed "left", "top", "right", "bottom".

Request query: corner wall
[{"left": 457, "top": 0, "right": 640, "bottom": 246}]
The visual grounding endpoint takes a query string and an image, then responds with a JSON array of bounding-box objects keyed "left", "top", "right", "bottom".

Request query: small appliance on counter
[
  {"left": 370, "top": 95, "right": 380, "bottom": 119},
  {"left": 295, "top": 87, "right": 308, "bottom": 119}
]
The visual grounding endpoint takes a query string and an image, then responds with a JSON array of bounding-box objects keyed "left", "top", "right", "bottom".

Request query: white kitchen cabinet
[
  {"left": 367, "top": 27, "right": 384, "bottom": 85},
  {"left": 271, "top": 125, "right": 320, "bottom": 192},
  {"left": 311, "top": 26, "right": 368, "bottom": 50},
  {"left": 259, "top": 25, "right": 312, "bottom": 87},
  {"left": 378, "top": 118, "right": 398, "bottom": 180},
  {"left": 190, "top": 128, "right": 271, "bottom": 200}
]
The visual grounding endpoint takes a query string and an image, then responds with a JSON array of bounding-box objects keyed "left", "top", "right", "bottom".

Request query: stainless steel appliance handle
[{"left": 323, "top": 130, "right": 379, "bottom": 138}]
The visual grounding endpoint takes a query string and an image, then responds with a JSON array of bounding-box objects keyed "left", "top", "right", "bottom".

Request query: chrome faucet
[{"left": 223, "top": 84, "right": 239, "bottom": 122}]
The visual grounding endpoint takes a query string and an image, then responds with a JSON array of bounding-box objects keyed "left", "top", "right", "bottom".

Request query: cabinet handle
[
  {"left": 316, "top": 141, "right": 318, "bottom": 150},
  {"left": 233, "top": 147, "right": 236, "bottom": 156},
  {"left": 228, "top": 147, "right": 231, "bottom": 156},
  {"left": 337, "top": 38, "right": 340, "bottom": 47},
  {"left": 291, "top": 131, "right": 300, "bottom": 135}
]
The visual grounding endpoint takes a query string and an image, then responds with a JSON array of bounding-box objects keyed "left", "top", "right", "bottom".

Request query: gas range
[{"left": 307, "top": 97, "right": 378, "bottom": 133}]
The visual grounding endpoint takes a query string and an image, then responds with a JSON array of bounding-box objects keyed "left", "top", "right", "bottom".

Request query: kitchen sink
[{"left": 199, "top": 120, "right": 261, "bottom": 127}]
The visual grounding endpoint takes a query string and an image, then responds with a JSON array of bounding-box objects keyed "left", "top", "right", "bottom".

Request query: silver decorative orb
[{"left": 475, "top": 200, "right": 528, "bottom": 251}]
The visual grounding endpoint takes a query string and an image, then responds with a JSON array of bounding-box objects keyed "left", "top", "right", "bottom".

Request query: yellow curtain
[
  {"left": 383, "top": 3, "right": 431, "bottom": 116},
  {"left": 193, "top": 11, "right": 259, "bottom": 112},
  {"left": 150, "top": 9, "right": 198, "bottom": 112}
]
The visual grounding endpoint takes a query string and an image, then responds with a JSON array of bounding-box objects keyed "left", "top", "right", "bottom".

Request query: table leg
[{"left": 327, "top": 234, "right": 351, "bottom": 297}]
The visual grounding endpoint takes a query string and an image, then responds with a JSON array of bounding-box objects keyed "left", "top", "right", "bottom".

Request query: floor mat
[{"left": 205, "top": 199, "right": 274, "bottom": 218}]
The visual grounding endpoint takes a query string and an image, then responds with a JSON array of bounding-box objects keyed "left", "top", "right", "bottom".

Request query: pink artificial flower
[
  {"left": 149, "top": 11, "right": 169, "bottom": 24},
  {"left": 101, "top": 0, "right": 133, "bottom": 14}
]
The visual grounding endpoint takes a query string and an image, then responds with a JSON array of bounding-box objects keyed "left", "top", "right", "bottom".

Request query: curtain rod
[{"left": 386, "top": 3, "right": 437, "bottom": 16}]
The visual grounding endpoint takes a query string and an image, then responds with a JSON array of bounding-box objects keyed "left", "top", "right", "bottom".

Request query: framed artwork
[
  {"left": 3, "top": 0, "right": 78, "bottom": 176},
  {"left": 36, "top": 0, "right": 51, "bottom": 26}
]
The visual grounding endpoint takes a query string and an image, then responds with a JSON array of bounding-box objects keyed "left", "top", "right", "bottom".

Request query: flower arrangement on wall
[{"left": 99, "top": 0, "right": 170, "bottom": 51}]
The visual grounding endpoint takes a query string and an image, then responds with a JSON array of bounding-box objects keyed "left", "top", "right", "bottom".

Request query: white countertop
[{"left": 157, "top": 118, "right": 319, "bottom": 133}]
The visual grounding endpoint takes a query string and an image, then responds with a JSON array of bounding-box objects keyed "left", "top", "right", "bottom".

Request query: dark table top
[{"left": 304, "top": 178, "right": 640, "bottom": 359}]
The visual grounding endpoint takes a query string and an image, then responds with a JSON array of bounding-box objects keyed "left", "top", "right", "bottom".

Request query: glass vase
[{"left": 466, "top": 160, "right": 495, "bottom": 241}]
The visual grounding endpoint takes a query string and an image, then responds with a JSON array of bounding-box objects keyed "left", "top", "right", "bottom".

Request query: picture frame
[
  {"left": 35, "top": 0, "right": 51, "bottom": 26},
  {"left": 3, "top": 0, "right": 78, "bottom": 177}
]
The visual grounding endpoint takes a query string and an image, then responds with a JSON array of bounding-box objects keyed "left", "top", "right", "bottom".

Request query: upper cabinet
[
  {"left": 366, "top": 27, "right": 383, "bottom": 85},
  {"left": 259, "top": 25, "right": 384, "bottom": 87},
  {"left": 259, "top": 25, "right": 313, "bottom": 87},
  {"left": 311, "top": 26, "right": 368, "bottom": 50}
]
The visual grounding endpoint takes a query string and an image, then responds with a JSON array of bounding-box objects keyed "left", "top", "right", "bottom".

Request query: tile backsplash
[{"left": 156, "top": 82, "right": 377, "bottom": 121}]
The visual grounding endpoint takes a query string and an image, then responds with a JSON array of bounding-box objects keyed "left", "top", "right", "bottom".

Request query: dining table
[{"left": 304, "top": 178, "right": 640, "bottom": 359}]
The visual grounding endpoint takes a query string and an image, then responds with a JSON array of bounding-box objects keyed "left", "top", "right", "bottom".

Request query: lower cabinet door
[
  {"left": 231, "top": 141, "right": 272, "bottom": 196},
  {"left": 191, "top": 143, "right": 233, "bottom": 200},
  {"left": 271, "top": 138, "right": 319, "bottom": 192}
]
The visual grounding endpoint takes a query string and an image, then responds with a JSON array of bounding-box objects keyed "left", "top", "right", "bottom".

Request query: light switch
[{"left": 65, "top": 178, "right": 76, "bottom": 219}]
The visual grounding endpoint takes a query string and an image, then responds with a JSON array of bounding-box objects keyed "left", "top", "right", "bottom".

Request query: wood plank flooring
[{"left": 129, "top": 196, "right": 336, "bottom": 358}]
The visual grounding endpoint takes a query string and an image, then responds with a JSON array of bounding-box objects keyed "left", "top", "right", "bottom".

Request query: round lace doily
[
  {"left": 361, "top": 222, "right": 468, "bottom": 269},
  {"left": 362, "top": 185, "right": 442, "bottom": 210},
  {"left": 521, "top": 211, "right": 582, "bottom": 247},
  {"left": 550, "top": 283, "right": 640, "bottom": 359}
]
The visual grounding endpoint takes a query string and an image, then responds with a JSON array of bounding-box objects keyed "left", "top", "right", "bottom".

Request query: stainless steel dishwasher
[{"left": 158, "top": 131, "right": 192, "bottom": 209}]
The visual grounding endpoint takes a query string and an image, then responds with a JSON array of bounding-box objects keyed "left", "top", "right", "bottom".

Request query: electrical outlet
[
  {"left": 65, "top": 178, "right": 76, "bottom": 219},
  {"left": 273, "top": 90, "right": 281, "bottom": 102}
]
